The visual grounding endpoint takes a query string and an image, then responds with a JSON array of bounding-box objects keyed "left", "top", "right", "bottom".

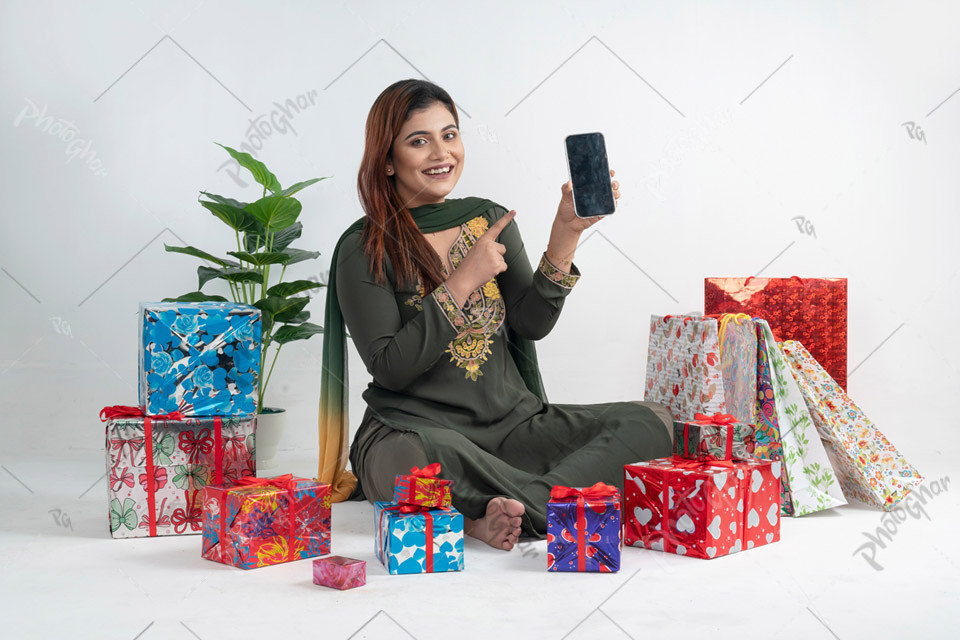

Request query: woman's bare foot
[{"left": 464, "top": 496, "right": 525, "bottom": 550}]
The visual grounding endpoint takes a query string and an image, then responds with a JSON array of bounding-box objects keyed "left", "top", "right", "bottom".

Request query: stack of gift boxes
[
  {"left": 102, "top": 301, "right": 334, "bottom": 572},
  {"left": 374, "top": 463, "right": 465, "bottom": 574}
]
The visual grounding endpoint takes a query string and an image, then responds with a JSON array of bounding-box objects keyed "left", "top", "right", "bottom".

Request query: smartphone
[{"left": 564, "top": 132, "right": 615, "bottom": 217}]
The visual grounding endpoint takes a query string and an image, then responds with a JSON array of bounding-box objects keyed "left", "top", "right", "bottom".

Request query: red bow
[
  {"left": 171, "top": 491, "right": 203, "bottom": 534},
  {"left": 109, "top": 437, "right": 145, "bottom": 467},
  {"left": 693, "top": 413, "right": 736, "bottom": 426},
  {"left": 179, "top": 429, "right": 213, "bottom": 464},
  {"left": 409, "top": 463, "right": 441, "bottom": 478},
  {"left": 549, "top": 482, "right": 619, "bottom": 501},
  {"left": 550, "top": 482, "right": 618, "bottom": 571},
  {"left": 100, "top": 405, "right": 184, "bottom": 421}
]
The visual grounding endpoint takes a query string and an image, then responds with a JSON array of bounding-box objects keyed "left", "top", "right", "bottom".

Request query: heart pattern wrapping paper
[{"left": 780, "top": 340, "right": 922, "bottom": 511}]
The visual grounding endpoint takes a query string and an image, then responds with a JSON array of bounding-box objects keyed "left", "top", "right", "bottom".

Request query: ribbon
[
  {"left": 378, "top": 503, "right": 450, "bottom": 573},
  {"left": 235, "top": 474, "right": 301, "bottom": 563},
  {"left": 550, "top": 482, "right": 618, "bottom": 571},
  {"left": 145, "top": 417, "right": 157, "bottom": 536},
  {"left": 688, "top": 413, "right": 736, "bottom": 460},
  {"left": 99, "top": 405, "right": 184, "bottom": 421},
  {"left": 657, "top": 456, "right": 736, "bottom": 552}
]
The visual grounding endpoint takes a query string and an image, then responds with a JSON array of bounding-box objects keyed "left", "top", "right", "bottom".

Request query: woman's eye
[{"left": 412, "top": 132, "right": 457, "bottom": 146}]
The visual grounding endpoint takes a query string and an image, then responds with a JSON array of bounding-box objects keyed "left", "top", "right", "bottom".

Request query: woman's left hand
[{"left": 554, "top": 169, "right": 619, "bottom": 234}]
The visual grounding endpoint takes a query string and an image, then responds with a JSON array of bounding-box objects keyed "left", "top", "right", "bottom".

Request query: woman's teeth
[{"left": 424, "top": 166, "right": 451, "bottom": 175}]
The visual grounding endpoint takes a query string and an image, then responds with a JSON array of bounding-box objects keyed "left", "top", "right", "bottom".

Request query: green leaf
[
  {"left": 244, "top": 222, "right": 302, "bottom": 253},
  {"left": 216, "top": 143, "right": 282, "bottom": 194},
  {"left": 199, "top": 191, "right": 248, "bottom": 210},
  {"left": 165, "top": 244, "right": 239, "bottom": 268},
  {"left": 281, "top": 248, "right": 321, "bottom": 266},
  {"left": 161, "top": 291, "right": 230, "bottom": 303},
  {"left": 246, "top": 195, "right": 302, "bottom": 232},
  {"left": 226, "top": 250, "right": 292, "bottom": 266},
  {"left": 273, "top": 322, "right": 324, "bottom": 344},
  {"left": 199, "top": 198, "right": 259, "bottom": 232},
  {"left": 280, "top": 310, "right": 310, "bottom": 325},
  {"left": 280, "top": 178, "right": 327, "bottom": 197},
  {"left": 266, "top": 280, "right": 324, "bottom": 297},
  {"left": 255, "top": 296, "right": 310, "bottom": 324},
  {"left": 198, "top": 266, "right": 262, "bottom": 288}
]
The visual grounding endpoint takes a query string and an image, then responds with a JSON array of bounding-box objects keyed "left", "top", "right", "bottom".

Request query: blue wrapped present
[
  {"left": 374, "top": 501, "right": 464, "bottom": 574},
  {"left": 138, "top": 302, "right": 261, "bottom": 416},
  {"left": 547, "top": 483, "right": 621, "bottom": 572}
]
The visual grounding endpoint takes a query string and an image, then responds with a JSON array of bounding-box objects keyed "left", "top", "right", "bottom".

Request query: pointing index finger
[{"left": 484, "top": 209, "right": 516, "bottom": 239}]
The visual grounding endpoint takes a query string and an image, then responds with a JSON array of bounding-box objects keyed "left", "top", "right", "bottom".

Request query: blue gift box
[
  {"left": 138, "top": 302, "right": 261, "bottom": 416},
  {"left": 547, "top": 485, "right": 621, "bottom": 572},
  {"left": 374, "top": 501, "right": 464, "bottom": 575}
]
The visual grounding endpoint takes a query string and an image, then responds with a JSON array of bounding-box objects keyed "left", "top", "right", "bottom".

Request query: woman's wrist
[
  {"left": 441, "top": 272, "right": 472, "bottom": 310},
  {"left": 546, "top": 224, "right": 580, "bottom": 272}
]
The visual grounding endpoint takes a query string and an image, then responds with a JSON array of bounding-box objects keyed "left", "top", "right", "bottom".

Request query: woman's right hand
[{"left": 444, "top": 210, "right": 516, "bottom": 306}]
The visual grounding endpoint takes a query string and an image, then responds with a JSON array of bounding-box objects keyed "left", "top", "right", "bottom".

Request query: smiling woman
[{"left": 318, "top": 79, "right": 673, "bottom": 551}]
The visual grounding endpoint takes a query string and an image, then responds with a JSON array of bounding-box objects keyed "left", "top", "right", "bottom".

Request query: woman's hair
[{"left": 357, "top": 79, "right": 459, "bottom": 293}]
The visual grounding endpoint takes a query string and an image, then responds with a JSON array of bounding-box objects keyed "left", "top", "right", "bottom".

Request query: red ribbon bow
[
  {"left": 693, "top": 413, "right": 736, "bottom": 425},
  {"left": 550, "top": 482, "right": 619, "bottom": 571},
  {"left": 99, "top": 405, "right": 184, "bottom": 421},
  {"left": 409, "top": 463, "right": 441, "bottom": 478}
]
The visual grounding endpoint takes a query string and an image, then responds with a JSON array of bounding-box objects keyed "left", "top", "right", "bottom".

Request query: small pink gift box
[{"left": 312, "top": 555, "right": 366, "bottom": 590}]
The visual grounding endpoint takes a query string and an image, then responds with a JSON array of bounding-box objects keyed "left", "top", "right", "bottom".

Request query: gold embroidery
[
  {"left": 538, "top": 251, "right": 580, "bottom": 288},
  {"left": 406, "top": 215, "right": 507, "bottom": 381}
]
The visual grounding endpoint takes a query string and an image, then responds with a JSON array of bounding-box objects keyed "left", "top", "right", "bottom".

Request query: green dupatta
[{"left": 318, "top": 196, "right": 548, "bottom": 501}]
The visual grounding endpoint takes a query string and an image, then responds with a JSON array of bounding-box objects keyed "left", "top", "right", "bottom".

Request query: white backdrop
[{"left": 2, "top": 1, "right": 957, "bottom": 472}]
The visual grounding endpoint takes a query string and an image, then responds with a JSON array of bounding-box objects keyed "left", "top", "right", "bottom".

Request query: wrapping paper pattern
[
  {"left": 374, "top": 502, "right": 464, "bottom": 574},
  {"left": 644, "top": 315, "right": 726, "bottom": 420},
  {"left": 716, "top": 314, "right": 758, "bottom": 424},
  {"left": 673, "top": 419, "right": 757, "bottom": 461},
  {"left": 781, "top": 341, "right": 922, "bottom": 510},
  {"left": 624, "top": 457, "right": 781, "bottom": 559},
  {"left": 139, "top": 302, "right": 261, "bottom": 416},
  {"left": 546, "top": 491, "right": 621, "bottom": 572},
  {"left": 313, "top": 556, "right": 366, "bottom": 590},
  {"left": 757, "top": 323, "right": 846, "bottom": 517},
  {"left": 201, "top": 477, "right": 331, "bottom": 569},
  {"left": 105, "top": 415, "right": 256, "bottom": 538},
  {"left": 705, "top": 277, "right": 848, "bottom": 390},
  {"left": 393, "top": 473, "right": 453, "bottom": 509}
]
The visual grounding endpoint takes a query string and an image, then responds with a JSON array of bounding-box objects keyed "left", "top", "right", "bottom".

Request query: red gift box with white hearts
[{"left": 623, "top": 456, "right": 780, "bottom": 559}]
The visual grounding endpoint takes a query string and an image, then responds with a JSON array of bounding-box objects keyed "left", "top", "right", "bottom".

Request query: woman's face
[{"left": 386, "top": 101, "right": 464, "bottom": 208}]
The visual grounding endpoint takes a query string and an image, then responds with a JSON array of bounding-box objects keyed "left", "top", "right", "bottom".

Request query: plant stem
[
  {"left": 234, "top": 230, "right": 250, "bottom": 304},
  {"left": 258, "top": 343, "right": 282, "bottom": 412}
]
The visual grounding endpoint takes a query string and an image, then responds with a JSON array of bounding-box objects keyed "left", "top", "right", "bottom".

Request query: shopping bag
[{"left": 780, "top": 340, "right": 922, "bottom": 510}]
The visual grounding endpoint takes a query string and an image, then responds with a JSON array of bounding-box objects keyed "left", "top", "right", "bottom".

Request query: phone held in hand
[{"left": 564, "top": 132, "right": 615, "bottom": 218}]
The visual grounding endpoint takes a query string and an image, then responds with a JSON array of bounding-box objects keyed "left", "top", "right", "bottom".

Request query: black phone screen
[{"left": 565, "top": 132, "right": 615, "bottom": 217}]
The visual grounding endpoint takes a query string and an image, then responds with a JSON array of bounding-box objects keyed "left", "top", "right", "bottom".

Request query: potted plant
[{"left": 163, "top": 143, "right": 328, "bottom": 468}]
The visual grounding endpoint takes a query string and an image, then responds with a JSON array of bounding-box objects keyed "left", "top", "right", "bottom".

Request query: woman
[{"left": 318, "top": 79, "right": 673, "bottom": 551}]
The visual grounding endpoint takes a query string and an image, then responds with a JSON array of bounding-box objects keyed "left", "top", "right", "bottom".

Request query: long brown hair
[{"left": 357, "top": 79, "right": 458, "bottom": 293}]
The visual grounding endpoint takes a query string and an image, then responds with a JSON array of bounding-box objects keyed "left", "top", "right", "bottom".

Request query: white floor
[{"left": 1, "top": 447, "right": 956, "bottom": 640}]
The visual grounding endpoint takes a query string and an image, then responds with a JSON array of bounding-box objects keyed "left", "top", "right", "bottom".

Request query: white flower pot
[{"left": 256, "top": 407, "right": 286, "bottom": 471}]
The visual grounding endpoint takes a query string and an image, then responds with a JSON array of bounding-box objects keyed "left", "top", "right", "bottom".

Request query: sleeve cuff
[
  {"left": 538, "top": 251, "right": 581, "bottom": 289},
  {"left": 430, "top": 281, "right": 469, "bottom": 331}
]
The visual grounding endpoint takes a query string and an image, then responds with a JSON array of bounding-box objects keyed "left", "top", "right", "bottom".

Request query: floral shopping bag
[{"left": 780, "top": 341, "right": 922, "bottom": 510}]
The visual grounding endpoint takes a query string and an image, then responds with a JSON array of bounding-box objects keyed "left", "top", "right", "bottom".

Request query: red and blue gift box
[
  {"left": 547, "top": 483, "right": 621, "bottom": 572},
  {"left": 393, "top": 463, "right": 453, "bottom": 509},
  {"left": 201, "top": 474, "right": 331, "bottom": 569}
]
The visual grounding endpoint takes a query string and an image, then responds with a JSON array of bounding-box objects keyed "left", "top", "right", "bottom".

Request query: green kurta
[{"left": 339, "top": 200, "right": 672, "bottom": 537}]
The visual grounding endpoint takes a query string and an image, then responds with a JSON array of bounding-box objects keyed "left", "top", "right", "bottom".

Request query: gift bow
[
  {"left": 99, "top": 405, "right": 184, "bottom": 421},
  {"left": 550, "top": 482, "right": 619, "bottom": 571},
  {"left": 409, "top": 463, "right": 441, "bottom": 478},
  {"left": 693, "top": 412, "right": 736, "bottom": 426}
]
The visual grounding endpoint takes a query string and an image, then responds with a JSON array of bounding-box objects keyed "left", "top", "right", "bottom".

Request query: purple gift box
[{"left": 547, "top": 484, "right": 621, "bottom": 572}]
